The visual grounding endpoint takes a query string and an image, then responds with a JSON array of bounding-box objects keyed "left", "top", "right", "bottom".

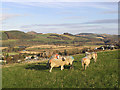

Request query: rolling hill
[
  {"left": 1, "top": 30, "right": 35, "bottom": 40},
  {"left": 1, "top": 30, "right": 118, "bottom": 47}
]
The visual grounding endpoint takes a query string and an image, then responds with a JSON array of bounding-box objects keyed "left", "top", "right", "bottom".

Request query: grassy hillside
[
  {"left": 2, "top": 50, "right": 119, "bottom": 88},
  {"left": 1, "top": 30, "right": 34, "bottom": 40},
  {"left": 1, "top": 30, "right": 118, "bottom": 47}
]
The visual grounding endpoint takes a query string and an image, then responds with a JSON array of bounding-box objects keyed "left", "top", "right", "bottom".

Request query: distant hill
[
  {"left": 27, "top": 31, "right": 38, "bottom": 35},
  {"left": 1, "top": 30, "right": 35, "bottom": 40},
  {"left": 1, "top": 30, "right": 119, "bottom": 47},
  {"left": 76, "top": 33, "right": 116, "bottom": 39},
  {"left": 63, "top": 33, "right": 74, "bottom": 36},
  {"left": 77, "top": 33, "right": 95, "bottom": 35}
]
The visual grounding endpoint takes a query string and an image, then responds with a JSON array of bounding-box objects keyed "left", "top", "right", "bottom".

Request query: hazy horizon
[{"left": 0, "top": 30, "right": 118, "bottom": 35}]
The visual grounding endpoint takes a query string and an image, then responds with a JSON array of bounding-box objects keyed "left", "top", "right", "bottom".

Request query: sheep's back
[{"left": 50, "top": 59, "right": 65, "bottom": 66}]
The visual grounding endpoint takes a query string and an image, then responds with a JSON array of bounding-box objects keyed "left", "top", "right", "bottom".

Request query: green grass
[
  {"left": 2, "top": 50, "right": 119, "bottom": 88},
  {"left": 2, "top": 52, "right": 19, "bottom": 56},
  {"left": 7, "top": 52, "right": 19, "bottom": 55}
]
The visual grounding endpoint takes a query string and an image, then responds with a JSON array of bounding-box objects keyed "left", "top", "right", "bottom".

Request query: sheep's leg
[
  {"left": 61, "top": 66, "right": 64, "bottom": 70},
  {"left": 49, "top": 67, "right": 53, "bottom": 72},
  {"left": 85, "top": 65, "right": 87, "bottom": 70},
  {"left": 85, "top": 62, "right": 89, "bottom": 70},
  {"left": 94, "top": 58, "right": 96, "bottom": 62},
  {"left": 94, "top": 57, "right": 97, "bottom": 62},
  {"left": 61, "top": 66, "right": 62, "bottom": 70},
  {"left": 82, "top": 62, "right": 84, "bottom": 70},
  {"left": 70, "top": 65, "right": 72, "bottom": 69},
  {"left": 87, "top": 64, "right": 89, "bottom": 67},
  {"left": 46, "top": 63, "right": 49, "bottom": 68},
  {"left": 94, "top": 54, "right": 97, "bottom": 62},
  {"left": 70, "top": 64, "right": 73, "bottom": 69}
]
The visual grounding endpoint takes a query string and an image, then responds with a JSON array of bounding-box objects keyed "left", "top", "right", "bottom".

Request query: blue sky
[{"left": 1, "top": 2, "right": 118, "bottom": 34}]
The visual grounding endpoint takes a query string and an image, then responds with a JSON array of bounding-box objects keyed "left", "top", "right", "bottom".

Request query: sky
[{"left": 1, "top": 1, "right": 118, "bottom": 35}]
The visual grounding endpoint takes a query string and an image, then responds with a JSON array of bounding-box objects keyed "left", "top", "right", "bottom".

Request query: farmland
[
  {"left": 1, "top": 30, "right": 119, "bottom": 47},
  {"left": 2, "top": 50, "right": 119, "bottom": 88}
]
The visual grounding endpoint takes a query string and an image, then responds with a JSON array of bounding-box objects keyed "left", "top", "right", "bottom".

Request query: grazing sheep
[
  {"left": 0, "top": 60, "right": 2, "bottom": 64},
  {"left": 17, "top": 60, "right": 22, "bottom": 63},
  {"left": 81, "top": 54, "right": 92, "bottom": 70},
  {"left": 85, "top": 52, "right": 91, "bottom": 56},
  {"left": 48, "top": 56, "right": 74, "bottom": 72},
  {"left": 64, "top": 56, "right": 74, "bottom": 69},
  {"left": 91, "top": 52, "right": 97, "bottom": 62},
  {"left": 85, "top": 52, "right": 97, "bottom": 62},
  {"left": 49, "top": 59, "right": 69, "bottom": 72},
  {"left": 0, "top": 60, "right": 7, "bottom": 65}
]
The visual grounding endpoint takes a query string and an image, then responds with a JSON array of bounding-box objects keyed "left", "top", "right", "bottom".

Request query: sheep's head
[{"left": 87, "top": 54, "right": 92, "bottom": 59}]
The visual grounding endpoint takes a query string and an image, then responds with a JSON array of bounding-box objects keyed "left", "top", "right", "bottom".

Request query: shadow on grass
[
  {"left": 64, "top": 65, "right": 71, "bottom": 69},
  {"left": 25, "top": 62, "right": 72, "bottom": 71},
  {"left": 73, "top": 61, "right": 78, "bottom": 63},
  {"left": 25, "top": 62, "right": 48, "bottom": 71}
]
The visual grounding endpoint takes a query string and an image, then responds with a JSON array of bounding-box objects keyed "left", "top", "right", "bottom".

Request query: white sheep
[
  {"left": 0, "top": 60, "right": 2, "bottom": 64},
  {"left": 64, "top": 56, "right": 74, "bottom": 69},
  {"left": 85, "top": 52, "right": 97, "bottom": 62},
  {"left": 0, "top": 60, "right": 7, "bottom": 65},
  {"left": 91, "top": 52, "right": 97, "bottom": 62},
  {"left": 81, "top": 54, "right": 92, "bottom": 70},
  {"left": 48, "top": 56, "right": 74, "bottom": 72},
  {"left": 17, "top": 60, "right": 22, "bottom": 63}
]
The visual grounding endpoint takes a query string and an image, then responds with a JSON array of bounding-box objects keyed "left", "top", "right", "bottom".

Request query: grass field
[{"left": 2, "top": 50, "right": 119, "bottom": 88}]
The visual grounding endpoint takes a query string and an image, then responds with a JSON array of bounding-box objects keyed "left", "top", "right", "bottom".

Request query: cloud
[
  {"left": 0, "top": 8, "right": 10, "bottom": 10},
  {"left": 0, "top": 14, "right": 20, "bottom": 21},
  {"left": 102, "top": 10, "right": 118, "bottom": 14},
  {"left": 84, "top": 19, "right": 117, "bottom": 24},
  {"left": 63, "top": 16, "right": 85, "bottom": 20},
  {"left": 20, "top": 23, "right": 95, "bottom": 28},
  {"left": 20, "top": 23, "right": 99, "bottom": 29},
  {"left": 56, "top": 11, "right": 74, "bottom": 15},
  {"left": 0, "top": 13, "right": 29, "bottom": 21},
  {"left": 20, "top": 18, "right": 117, "bottom": 29},
  {"left": 19, "top": 24, "right": 117, "bottom": 35},
  {"left": 2, "top": 2, "right": 118, "bottom": 10},
  {"left": 19, "top": 22, "right": 117, "bottom": 35},
  {"left": 20, "top": 23, "right": 81, "bottom": 28}
]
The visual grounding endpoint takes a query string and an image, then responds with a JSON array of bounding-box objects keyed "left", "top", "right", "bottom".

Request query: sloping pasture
[{"left": 2, "top": 50, "right": 119, "bottom": 88}]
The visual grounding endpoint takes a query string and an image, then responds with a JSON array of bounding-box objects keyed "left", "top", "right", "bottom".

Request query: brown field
[
  {"left": 20, "top": 45, "right": 100, "bottom": 54},
  {"left": 96, "top": 37, "right": 104, "bottom": 39},
  {"left": 0, "top": 47, "right": 8, "bottom": 50}
]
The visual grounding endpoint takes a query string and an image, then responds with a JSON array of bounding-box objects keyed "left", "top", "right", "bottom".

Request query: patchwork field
[
  {"left": 2, "top": 50, "right": 119, "bottom": 88},
  {"left": 24, "top": 45, "right": 100, "bottom": 53}
]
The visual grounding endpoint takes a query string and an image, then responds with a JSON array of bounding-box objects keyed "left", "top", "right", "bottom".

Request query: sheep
[
  {"left": 0, "top": 60, "right": 2, "bottom": 64},
  {"left": 85, "top": 52, "right": 97, "bottom": 62},
  {"left": 85, "top": 52, "right": 91, "bottom": 56},
  {"left": 64, "top": 56, "right": 74, "bottom": 69},
  {"left": 49, "top": 58, "right": 69, "bottom": 72},
  {"left": 48, "top": 56, "right": 74, "bottom": 72},
  {"left": 0, "top": 60, "right": 7, "bottom": 65},
  {"left": 25, "top": 56, "right": 32, "bottom": 60},
  {"left": 81, "top": 54, "right": 92, "bottom": 70},
  {"left": 91, "top": 52, "right": 97, "bottom": 62},
  {"left": 17, "top": 60, "right": 22, "bottom": 63}
]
